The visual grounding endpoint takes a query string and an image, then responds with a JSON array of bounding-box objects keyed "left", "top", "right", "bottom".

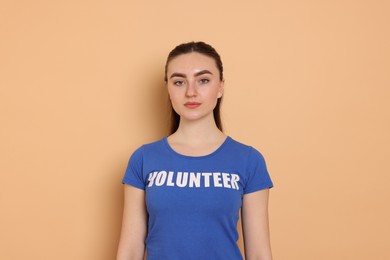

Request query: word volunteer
[{"left": 147, "top": 171, "right": 240, "bottom": 190}]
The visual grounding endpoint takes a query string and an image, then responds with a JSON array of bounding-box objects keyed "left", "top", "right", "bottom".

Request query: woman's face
[{"left": 166, "top": 52, "right": 224, "bottom": 124}]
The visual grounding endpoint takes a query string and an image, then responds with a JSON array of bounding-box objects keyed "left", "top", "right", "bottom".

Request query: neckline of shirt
[{"left": 162, "top": 136, "right": 232, "bottom": 159}]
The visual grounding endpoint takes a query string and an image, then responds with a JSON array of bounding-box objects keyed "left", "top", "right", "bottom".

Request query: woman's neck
[
  {"left": 167, "top": 116, "right": 227, "bottom": 156},
  {"left": 167, "top": 133, "right": 227, "bottom": 157},
  {"left": 173, "top": 117, "right": 225, "bottom": 143}
]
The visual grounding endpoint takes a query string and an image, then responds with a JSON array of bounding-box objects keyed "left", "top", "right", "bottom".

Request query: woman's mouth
[{"left": 184, "top": 102, "right": 201, "bottom": 108}]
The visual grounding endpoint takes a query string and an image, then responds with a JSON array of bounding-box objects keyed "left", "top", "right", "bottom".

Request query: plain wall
[{"left": 1, "top": 0, "right": 389, "bottom": 259}]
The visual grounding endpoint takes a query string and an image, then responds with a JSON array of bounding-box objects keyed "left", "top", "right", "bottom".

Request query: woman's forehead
[{"left": 167, "top": 52, "right": 219, "bottom": 75}]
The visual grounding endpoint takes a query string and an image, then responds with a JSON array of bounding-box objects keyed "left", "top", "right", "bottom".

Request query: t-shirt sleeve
[
  {"left": 122, "top": 146, "right": 146, "bottom": 190},
  {"left": 243, "top": 147, "right": 274, "bottom": 194}
]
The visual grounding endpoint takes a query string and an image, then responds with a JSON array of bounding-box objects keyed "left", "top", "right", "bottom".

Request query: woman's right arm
[{"left": 117, "top": 184, "right": 147, "bottom": 260}]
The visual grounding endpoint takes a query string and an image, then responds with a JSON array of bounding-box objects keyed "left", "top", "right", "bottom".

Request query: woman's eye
[
  {"left": 174, "top": 80, "right": 185, "bottom": 86},
  {"left": 199, "top": 78, "right": 209, "bottom": 84}
]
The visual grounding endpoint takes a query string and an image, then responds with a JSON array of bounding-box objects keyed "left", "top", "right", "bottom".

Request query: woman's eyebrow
[
  {"left": 194, "top": 70, "right": 213, "bottom": 77},
  {"left": 169, "top": 72, "right": 186, "bottom": 79},
  {"left": 169, "top": 70, "right": 213, "bottom": 79}
]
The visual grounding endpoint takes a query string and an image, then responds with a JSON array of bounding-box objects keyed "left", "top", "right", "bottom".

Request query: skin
[
  {"left": 117, "top": 185, "right": 147, "bottom": 260},
  {"left": 117, "top": 52, "right": 272, "bottom": 260},
  {"left": 166, "top": 52, "right": 226, "bottom": 156}
]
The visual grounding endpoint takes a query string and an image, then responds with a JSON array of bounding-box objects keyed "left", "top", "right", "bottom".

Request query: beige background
[{"left": 1, "top": 0, "right": 389, "bottom": 259}]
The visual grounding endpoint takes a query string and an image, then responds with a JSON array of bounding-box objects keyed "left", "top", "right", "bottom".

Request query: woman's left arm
[{"left": 241, "top": 188, "right": 272, "bottom": 260}]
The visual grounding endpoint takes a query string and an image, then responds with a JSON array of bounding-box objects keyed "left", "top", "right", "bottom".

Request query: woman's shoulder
[
  {"left": 227, "top": 136, "right": 254, "bottom": 150},
  {"left": 130, "top": 137, "right": 167, "bottom": 155},
  {"left": 227, "top": 136, "right": 266, "bottom": 158},
  {"left": 141, "top": 137, "right": 166, "bottom": 148}
]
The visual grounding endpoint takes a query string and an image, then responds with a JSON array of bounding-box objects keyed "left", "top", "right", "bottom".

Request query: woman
[{"left": 117, "top": 41, "right": 273, "bottom": 260}]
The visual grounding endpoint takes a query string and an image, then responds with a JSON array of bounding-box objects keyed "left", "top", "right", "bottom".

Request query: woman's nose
[{"left": 185, "top": 81, "right": 197, "bottom": 97}]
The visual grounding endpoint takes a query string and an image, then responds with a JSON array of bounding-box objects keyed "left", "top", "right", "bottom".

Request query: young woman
[{"left": 117, "top": 41, "right": 273, "bottom": 260}]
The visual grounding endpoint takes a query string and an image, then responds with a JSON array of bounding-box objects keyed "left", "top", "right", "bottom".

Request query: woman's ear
[
  {"left": 166, "top": 82, "right": 171, "bottom": 100},
  {"left": 218, "top": 79, "right": 225, "bottom": 98}
]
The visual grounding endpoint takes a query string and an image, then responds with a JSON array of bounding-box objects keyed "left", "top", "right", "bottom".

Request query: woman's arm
[
  {"left": 117, "top": 185, "right": 147, "bottom": 260},
  {"left": 241, "top": 188, "right": 272, "bottom": 260}
]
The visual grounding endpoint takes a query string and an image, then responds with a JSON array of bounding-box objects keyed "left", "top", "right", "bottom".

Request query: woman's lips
[{"left": 184, "top": 102, "right": 201, "bottom": 108}]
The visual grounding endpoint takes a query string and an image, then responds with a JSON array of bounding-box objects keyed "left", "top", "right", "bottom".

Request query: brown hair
[{"left": 164, "top": 41, "right": 224, "bottom": 134}]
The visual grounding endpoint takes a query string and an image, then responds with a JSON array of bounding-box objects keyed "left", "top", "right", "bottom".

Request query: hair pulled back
[{"left": 165, "top": 41, "right": 224, "bottom": 134}]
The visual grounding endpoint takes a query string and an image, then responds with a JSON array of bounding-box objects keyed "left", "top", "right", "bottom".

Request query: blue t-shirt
[{"left": 122, "top": 136, "right": 273, "bottom": 260}]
